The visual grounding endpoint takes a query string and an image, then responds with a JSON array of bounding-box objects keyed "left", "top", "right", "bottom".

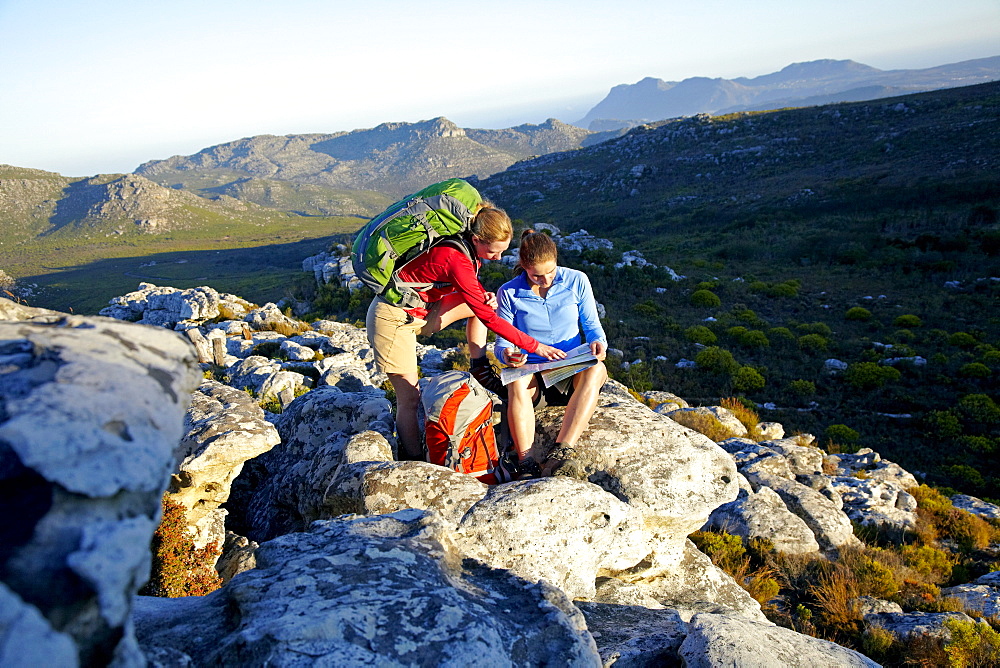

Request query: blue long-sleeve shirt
[{"left": 495, "top": 266, "right": 607, "bottom": 364}]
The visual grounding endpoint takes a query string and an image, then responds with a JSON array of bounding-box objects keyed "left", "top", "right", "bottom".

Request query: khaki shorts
[{"left": 366, "top": 297, "right": 429, "bottom": 375}]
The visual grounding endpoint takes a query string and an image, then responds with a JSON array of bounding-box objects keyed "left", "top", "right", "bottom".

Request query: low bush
[
  {"left": 732, "top": 366, "right": 766, "bottom": 393},
  {"left": 684, "top": 325, "right": 717, "bottom": 345},
  {"left": 845, "top": 307, "right": 873, "bottom": 321},
  {"left": 690, "top": 289, "right": 722, "bottom": 308},
  {"left": 670, "top": 410, "right": 739, "bottom": 442},
  {"left": 893, "top": 314, "right": 923, "bottom": 328},
  {"left": 142, "top": 496, "right": 222, "bottom": 598}
]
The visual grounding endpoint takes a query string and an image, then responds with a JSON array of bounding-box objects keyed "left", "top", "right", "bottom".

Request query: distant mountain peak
[{"left": 577, "top": 56, "right": 1000, "bottom": 130}]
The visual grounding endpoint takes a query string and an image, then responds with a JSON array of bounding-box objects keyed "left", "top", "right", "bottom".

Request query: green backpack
[{"left": 351, "top": 178, "right": 482, "bottom": 309}]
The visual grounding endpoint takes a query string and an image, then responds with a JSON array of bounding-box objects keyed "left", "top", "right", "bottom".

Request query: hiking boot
[
  {"left": 470, "top": 359, "right": 508, "bottom": 400},
  {"left": 498, "top": 451, "right": 540, "bottom": 481},
  {"left": 515, "top": 458, "right": 542, "bottom": 480},
  {"left": 542, "top": 445, "right": 587, "bottom": 480}
]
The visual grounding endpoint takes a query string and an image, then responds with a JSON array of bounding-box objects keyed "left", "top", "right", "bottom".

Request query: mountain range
[
  {"left": 136, "top": 117, "right": 615, "bottom": 200},
  {"left": 576, "top": 55, "right": 1000, "bottom": 130}
]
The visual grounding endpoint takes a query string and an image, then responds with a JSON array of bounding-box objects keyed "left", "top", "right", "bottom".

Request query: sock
[{"left": 470, "top": 355, "right": 488, "bottom": 367}]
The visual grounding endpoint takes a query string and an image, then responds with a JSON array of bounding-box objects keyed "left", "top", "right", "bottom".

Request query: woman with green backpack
[{"left": 355, "top": 179, "right": 566, "bottom": 460}]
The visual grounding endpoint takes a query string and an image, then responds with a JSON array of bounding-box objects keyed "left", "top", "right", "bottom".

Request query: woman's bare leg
[
  {"left": 555, "top": 361, "right": 608, "bottom": 446},
  {"left": 388, "top": 372, "right": 423, "bottom": 460},
  {"left": 507, "top": 375, "right": 541, "bottom": 462}
]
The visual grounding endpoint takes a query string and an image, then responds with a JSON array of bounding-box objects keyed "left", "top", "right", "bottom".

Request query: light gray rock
[
  {"left": 797, "top": 474, "right": 845, "bottom": 510},
  {"left": 316, "top": 351, "right": 386, "bottom": 392},
  {"left": 761, "top": 439, "right": 824, "bottom": 475},
  {"left": 756, "top": 421, "right": 785, "bottom": 440},
  {"left": 738, "top": 451, "right": 795, "bottom": 480},
  {"left": 239, "top": 386, "right": 394, "bottom": 541},
  {"left": 942, "top": 575, "right": 1000, "bottom": 617},
  {"left": 851, "top": 595, "right": 903, "bottom": 616},
  {"left": 704, "top": 486, "right": 821, "bottom": 555},
  {"left": 642, "top": 390, "right": 689, "bottom": 411},
  {"left": 226, "top": 355, "right": 305, "bottom": 401},
  {"left": 633, "top": 541, "right": 769, "bottom": 622},
  {"left": 0, "top": 301, "right": 200, "bottom": 666},
  {"left": 327, "top": 458, "right": 488, "bottom": 526},
  {"left": 827, "top": 449, "right": 918, "bottom": 489},
  {"left": 679, "top": 613, "right": 880, "bottom": 667},
  {"left": 279, "top": 338, "right": 314, "bottom": 361},
  {"left": 576, "top": 602, "right": 686, "bottom": 667},
  {"left": 534, "top": 383, "right": 740, "bottom": 555},
  {"left": 830, "top": 476, "right": 918, "bottom": 532},
  {"left": 951, "top": 494, "right": 1000, "bottom": 519},
  {"left": 171, "top": 380, "right": 281, "bottom": 549},
  {"left": 133, "top": 511, "right": 602, "bottom": 666},
  {"left": 863, "top": 611, "right": 974, "bottom": 640},
  {"left": 745, "top": 471, "right": 862, "bottom": 553},
  {"left": 0, "top": 582, "right": 78, "bottom": 668},
  {"left": 243, "top": 302, "right": 303, "bottom": 334},
  {"left": 457, "top": 477, "right": 655, "bottom": 600},
  {"left": 99, "top": 283, "right": 230, "bottom": 328}
]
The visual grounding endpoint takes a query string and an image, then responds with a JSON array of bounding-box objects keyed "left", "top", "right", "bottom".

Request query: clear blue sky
[{"left": 1, "top": 0, "right": 997, "bottom": 176}]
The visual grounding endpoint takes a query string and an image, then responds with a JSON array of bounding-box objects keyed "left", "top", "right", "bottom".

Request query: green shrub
[
  {"left": 798, "top": 333, "right": 829, "bottom": 352},
  {"left": 690, "top": 289, "right": 722, "bottom": 308},
  {"left": 825, "top": 424, "right": 859, "bottom": 445},
  {"left": 142, "top": 496, "right": 222, "bottom": 598},
  {"left": 685, "top": 325, "right": 718, "bottom": 345},
  {"left": 900, "top": 544, "right": 954, "bottom": 584},
  {"left": 732, "top": 366, "right": 765, "bottom": 393},
  {"left": 894, "top": 314, "right": 923, "bottom": 328},
  {"left": 797, "top": 322, "right": 833, "bottom": 337},
  {"left": 983, "top": 350, "right": 1000, "bottom": 367},
  {"left": 960, "top": 363, "right": 992, "bottom": 378},
  {"left": 845, "top": 307, "right": 873, "bottom": 321},
  {"left": 944, "top": 619, "right": 1000, "bottom": 667},
  {"left": 769, "top": 327, "right": 796, "bottom": 344},
  {"left": 950, "top": 332, "right": 978, "bottom": 348},
  {"left": 789, "top": 379, "right": 816, "bottom": 397},
  {"left": 925, "top": 410, "right": 963, "bottom": 438},
  {"left": 958, "top": 394, "right": 1000, "bottom": 424},
  {"left": 735, "top": 329, "right": 770, "bottom": 348},
  {"left": 695, "top": 346, "right": 741, "bottom": 375},
  {"left": 844, "top": 362, "right": 900, "bottom": 390}
]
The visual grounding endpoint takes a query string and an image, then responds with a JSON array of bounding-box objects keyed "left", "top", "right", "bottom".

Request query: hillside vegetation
[{"left": 473, "top": 82, "right": 999, "bottom": 500}]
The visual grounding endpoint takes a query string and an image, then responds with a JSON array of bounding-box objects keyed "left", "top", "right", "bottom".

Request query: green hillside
[{"left": 474, "top": 82, "right": 1000, "bottom": 499}]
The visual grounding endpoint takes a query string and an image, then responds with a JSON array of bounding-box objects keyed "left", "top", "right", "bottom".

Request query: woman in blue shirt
[{"left": 495, "top": 230, "right": 609, "bottom": 478}]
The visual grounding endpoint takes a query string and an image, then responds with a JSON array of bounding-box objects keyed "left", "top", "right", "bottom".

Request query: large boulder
[
  {"left": 0, "top": 300, "right": 200, "bottom": 666},
  {"left": 678, "top": 613, "right": 880, "bottom": 667},
  {"left": 170, "top": 380, "right": 281, "bottom": 549},
  {"left": 704, "top": 486, "right": 821, "bottom": 555},
  {"left": 133, "top": 511, "right": 602, "bottom": 666},
  {"left": 456, "top": 477, "right": 655, "bottom": 600},
  {"left": 533, "top": 382, "right": 740, "bottom": 563},
  {"left": 238, "top": 386, "right": 394, "bottom": 541},
  {"left": 744, "top": 470, "right": 862, "bottom": 553}
]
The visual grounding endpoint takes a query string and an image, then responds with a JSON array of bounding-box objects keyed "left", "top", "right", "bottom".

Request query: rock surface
[
  {"left": 679, "top": 613, "right": 880, "bottom": 667},
  {"left": 0, "top": 298, "right": 200, "bottom": 666},
  {"left": 133, "top": 510, "right": 603, "bottom": 666}
]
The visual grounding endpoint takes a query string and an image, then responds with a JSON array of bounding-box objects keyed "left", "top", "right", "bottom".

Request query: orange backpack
[{"left": 422, "top": 370, "right": 507, "bottom": 484}]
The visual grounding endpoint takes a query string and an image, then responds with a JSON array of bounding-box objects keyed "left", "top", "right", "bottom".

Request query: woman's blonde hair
[
  {"left": 517, "top": 229, "right": 558, "bottom": 272},
  {"left": 470, "top": 202, "right": 512, "bottom": 243}
]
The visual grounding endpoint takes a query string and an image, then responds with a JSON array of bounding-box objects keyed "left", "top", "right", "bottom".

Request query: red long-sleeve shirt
[{"left": 397, "top": 244, "right": 539, "bottom": 353}]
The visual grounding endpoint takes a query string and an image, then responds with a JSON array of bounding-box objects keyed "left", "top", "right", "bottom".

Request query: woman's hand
[
  {"left": 503, "top": 348, "right": 527, "bottom": 367},
  {"left": 590, "top": 340, "right": 607, "bottom": 361},
  {"left": 483, "top": 291, "right": 498, "bottom": 309},
  {"left": 534, "top": 343, "right": 566, "bottom": 361}
]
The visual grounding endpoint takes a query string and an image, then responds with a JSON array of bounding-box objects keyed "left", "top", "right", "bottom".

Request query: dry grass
[
  {"left": 720, "top": 397, "right": 764, "bottom": 440},
  {"left": 669, "top": 410, "right": 739, "bottom": 442}
]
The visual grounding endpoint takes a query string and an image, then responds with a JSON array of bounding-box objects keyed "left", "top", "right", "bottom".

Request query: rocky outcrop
[
  {"left": 0, "top": 297, "right": 200, "bottom": 666},
  {"left": 678, "top": 613, "right": 880, "bottom": 667},
  {"left": 170, "top": 380, "right": 280, "bottom": 550},
  {"left": 133, "top": 510, "right": 603, "bottom": 666}
]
